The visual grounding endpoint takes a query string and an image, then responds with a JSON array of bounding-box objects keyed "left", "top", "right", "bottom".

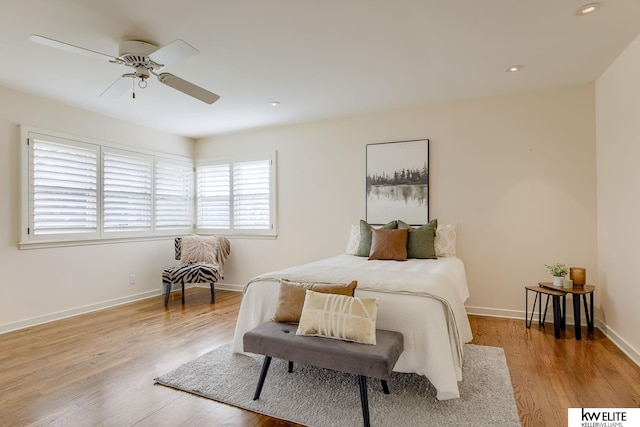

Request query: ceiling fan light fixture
[
  {"left": 506, "top": 65, "right": 523, "bottom": 72},
  {"left": 134, "top": 67, "right": 150, "bottom": 79},
  {"left": 575, "top": 2, "right": 601, "bottom": 16}
]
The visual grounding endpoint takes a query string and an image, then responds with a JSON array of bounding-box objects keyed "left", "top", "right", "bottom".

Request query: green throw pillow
[
  {"left": 356, "top": 219, "right": 397, "bottom": 257},
  {"left": 397, "top": 219, "right": 438, "bottom": 259}
]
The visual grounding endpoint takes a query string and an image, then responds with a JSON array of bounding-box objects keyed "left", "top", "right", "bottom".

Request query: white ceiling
[{"left": 1, "top": 0, "right": 639, "bottom": 139}]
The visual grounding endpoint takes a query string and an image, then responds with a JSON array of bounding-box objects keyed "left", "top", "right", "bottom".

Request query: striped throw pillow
[{"left": 296, "top": 290, "right": 378, "bottom": 345}]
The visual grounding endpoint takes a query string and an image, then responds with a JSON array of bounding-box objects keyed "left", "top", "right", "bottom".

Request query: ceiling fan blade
[
  {"left": 149, "top": 39, "right": 198, "bottom": 67},
  {"left": 28, "top": 34, "right": 117, "bottom": 62},
  {"left": 101, "top": 74, "right": 134, "bottom": 99},
  {"left": 157, "top": 73, "right": 220, "bottom": 104}
]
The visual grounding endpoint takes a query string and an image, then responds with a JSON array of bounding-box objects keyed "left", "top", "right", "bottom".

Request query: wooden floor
[{"left": 1, "top": 288, "right": 639, "bottom": 427}]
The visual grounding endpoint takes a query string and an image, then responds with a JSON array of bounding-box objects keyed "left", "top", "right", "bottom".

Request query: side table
[
  {"left": 525, "top": 285, "right": 566, "bottom": 338},
  {"left": 539, "top": 283, "right": 595, "bottom": 340}
]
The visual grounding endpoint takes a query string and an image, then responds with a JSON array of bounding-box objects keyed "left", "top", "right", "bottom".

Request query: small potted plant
[{"left": 545, "top": 262, "right": 569, "bottom": 287}]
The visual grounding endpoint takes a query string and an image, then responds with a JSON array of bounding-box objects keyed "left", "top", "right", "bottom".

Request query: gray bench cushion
[{"left": 243, "top": 321, "right": 403, "bottom": 380}]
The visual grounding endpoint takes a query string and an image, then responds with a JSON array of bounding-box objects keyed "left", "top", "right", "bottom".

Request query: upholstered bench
[{"left": 243, "top": 321, "right": 404, "bottom": 427}]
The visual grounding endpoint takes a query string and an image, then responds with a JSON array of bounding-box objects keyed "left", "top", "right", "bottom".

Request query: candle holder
[{"left": 569, "top": 267, "right": 586, "bottom": 288}]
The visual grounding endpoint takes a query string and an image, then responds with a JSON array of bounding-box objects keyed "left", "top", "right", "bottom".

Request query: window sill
[{"left": 19, "top": 232, "right": 278, "bottom": 250}]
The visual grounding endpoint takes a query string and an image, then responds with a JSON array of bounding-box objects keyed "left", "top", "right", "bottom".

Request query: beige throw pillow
[
  {"left": 271, "top": 279, "right": 358, "bottom": 324},
  {"left": 180, "top": 235, "right": 219, "bottom": 264},
  {"left": 296, "top": 290, "right": 379, "bottom": 345}
]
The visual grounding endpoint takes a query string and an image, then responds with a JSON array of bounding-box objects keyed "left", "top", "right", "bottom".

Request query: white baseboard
[
  {"left": 0, "top": 289, "right": 161, "bottom": 335},
  {"left": 1, "top": 283, "right": 243, "bottom": 335},
  {"left": 466, "top": 305, "right": 594, "bottom": 326},
  {"left": 197, "top": 283, "right": 244, "bottom": 292},
  {"left": 597, "top": 323, "right": 640, "bottom": 367},
  {"left": 465, "top": 305, "right": 640, "bottom": 368}
]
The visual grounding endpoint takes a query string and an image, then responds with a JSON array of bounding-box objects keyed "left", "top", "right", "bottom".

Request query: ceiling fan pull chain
[{"left": 132, "top": 77, "right": 136, "bottom": 99}]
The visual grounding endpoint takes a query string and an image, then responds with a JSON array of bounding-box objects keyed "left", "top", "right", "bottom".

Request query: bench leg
[
  {"left": 288, "top": 361, "right": 293, "bottom": 373},
  {"left": 381, "top": 379, "right": 389, "bottom": 394},
  {"left": 181, "top": 283, "right": 185, "bottom": 305},
  {"left": 210, "top": 282, "right": 215, "bottom": 304},
  {"left": 358, "top": 375, "right": 370, "bottom": 427},
  {"left": 253, "top": 356, "right": 272, "bottom": 400}
]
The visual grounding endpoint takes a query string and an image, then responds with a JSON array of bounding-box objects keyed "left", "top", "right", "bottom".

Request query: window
[
  {"left": 21, "top": 127, "right": 194, "bottom": 245},
  {"left": 196, "top": 153, "right": 276, "bottom": 236},
  {"left": 155, "top": 159, "right": 194, "bottom": 231},
  {"left": 103, "top": 149, "right": 153, "bottom": 235},
  {"left": 27, "top": 134, "right": 100, "bottom": 241}
]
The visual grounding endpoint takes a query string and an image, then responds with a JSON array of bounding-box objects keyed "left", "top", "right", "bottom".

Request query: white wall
[
  {"left": 0, "top": 81, "right": 608, "bottom": 348},
  {"left": 596, "top": 34, "right": 640, "bottom": 363},
  {"left": 0, "top": 85, "right": 194, "bottom": 331},
  {"left": 198, "top": 84, "right": 598, "bottom": 319}
]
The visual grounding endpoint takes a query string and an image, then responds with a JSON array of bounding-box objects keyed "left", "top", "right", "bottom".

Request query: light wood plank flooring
[{"left": 1, "top": 288, "right": 639, "bottom": 426}]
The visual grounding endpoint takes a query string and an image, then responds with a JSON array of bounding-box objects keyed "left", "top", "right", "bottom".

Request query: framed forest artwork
[{"left": 366, "top": 139, "right": 429, "bottom": 225}]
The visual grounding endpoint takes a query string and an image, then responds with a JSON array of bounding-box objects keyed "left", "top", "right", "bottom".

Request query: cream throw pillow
[
  {"left": 296, "top": 290, "right": 379, "bottom": 345},
  {"left": 180, "top": 235, "right": 218, "bottom": 264},
  {"left": 345, "top": 224, "right": 361, "bottom": 255},
  {"left": 434, "top": 223, "right": 457, "bottom": 257}
]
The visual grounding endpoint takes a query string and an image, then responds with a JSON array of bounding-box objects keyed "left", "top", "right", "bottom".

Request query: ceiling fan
[{"left": 27, "top": 34, "right": 220, "bottom": 104}]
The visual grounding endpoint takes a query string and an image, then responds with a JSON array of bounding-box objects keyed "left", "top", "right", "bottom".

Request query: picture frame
[{"left": 366, "top": 139, "right": 429, "bottom": 225}]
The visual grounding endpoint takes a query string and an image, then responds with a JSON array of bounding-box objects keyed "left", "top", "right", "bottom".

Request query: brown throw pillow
[
  {"left": 368, "top": 228, "right": 409, "bottom": 261},
  {"left": 271, "top": 279, "right": 358, "bottom": 323}
]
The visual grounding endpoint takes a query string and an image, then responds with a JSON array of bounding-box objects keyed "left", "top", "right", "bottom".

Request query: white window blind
[
  {"left": 233, "top": 160, "right": 271, "bottom": 229},
  {"left": 103, "top": 149, "right": 153, "bottom": 233},
  {"left": 155, "top": 160, "right": 194, "bottom": 230},
  {"left": 197, "top": 163, "right": 230, "bottom": 229},
  {"left": 196, "top": 153, "right": 276, "bottom": 235},
  {"left": 21, "top": 126, "right": 274, "bottom": 246},
  {"left": 29, "top": 136, "right": 99, "bottom": 238}
]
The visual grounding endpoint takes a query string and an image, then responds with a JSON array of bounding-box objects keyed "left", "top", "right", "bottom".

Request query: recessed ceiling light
[
  {"left": 506, "top": 65, "right": 524, "bottom": 72},
  {"left": 575, "top": 2, "right": 601, "bottom": 16},
  {"left": 269, "top": 101, "right": 280, "bottom": 107}
]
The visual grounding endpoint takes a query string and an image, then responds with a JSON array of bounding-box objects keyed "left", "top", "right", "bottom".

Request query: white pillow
[
  {"left": 435, "top": 223, "right": 457, "bottom": 257},
  {"left": 345, "top": 224, "right": 361, "bottom": 255},
  {"left": 296, "top": 290, "right": 378, "bottom": 345}
]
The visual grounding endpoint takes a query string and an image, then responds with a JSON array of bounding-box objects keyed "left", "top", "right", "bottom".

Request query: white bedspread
[{"left": 231, "top": 254, "right": 473, "bottom": 400}]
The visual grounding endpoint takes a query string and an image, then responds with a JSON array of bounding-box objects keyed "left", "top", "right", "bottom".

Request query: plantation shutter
[
  {"left": 29, "top": 136, "right": 99, "bottom": 238},
  {"left": 155, "top": 160, "right": 194, "bottom": 230},
  {"left": 233, "top": 159, "right": 271, "bottom": 229},
  {"left": 103, "top": 149, "right": 153, "bottom": 233},
  {"left": 196, "top": 163, "right": 230, "bottom": 229}
]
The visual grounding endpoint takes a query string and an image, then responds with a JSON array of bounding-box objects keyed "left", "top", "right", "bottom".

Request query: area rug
[{"left": 154, "top": 343, "right": 520, "bottom": 427}]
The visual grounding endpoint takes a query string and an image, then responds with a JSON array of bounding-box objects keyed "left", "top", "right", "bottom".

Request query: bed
[{"left": 231, "top": 253, "right": 473, "bottom": 400}]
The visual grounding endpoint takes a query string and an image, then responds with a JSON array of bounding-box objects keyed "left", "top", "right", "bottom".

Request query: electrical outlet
[{"left": 129, "top": 274, "right": 136, "bottom": 285}]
